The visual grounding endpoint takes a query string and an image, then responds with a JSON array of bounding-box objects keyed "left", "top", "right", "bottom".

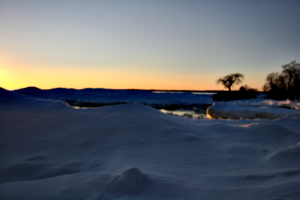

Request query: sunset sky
[{"left": 1, "top": 0, "right": 299, "bottom": 90}]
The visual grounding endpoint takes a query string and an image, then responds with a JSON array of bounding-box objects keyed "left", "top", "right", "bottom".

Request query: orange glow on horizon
[
  {"left": 0, "top": 56, "right": 263, "bottom": 91},
  {"left": 0, "top": 61, "right": 221, "bottom": 91}
]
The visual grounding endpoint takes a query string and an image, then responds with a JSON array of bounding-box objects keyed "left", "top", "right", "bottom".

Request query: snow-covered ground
[
  {"left": 207, "top": 97, "right": 300, "bottom": 119},
  {"left": 1, "top": 88, "right": 300, "bottom": 199},
  {"left": 13, "top": 87, "right": 214, "bottom": 105},
  {"left": 13, "top": 87, "right": 300, "bottom": 120}
]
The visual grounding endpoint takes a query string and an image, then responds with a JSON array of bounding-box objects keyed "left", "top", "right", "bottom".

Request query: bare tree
[
  {"left": 263, "top": 72, "right": 286, "bottom": 92},
  {"left": 216, "top": 73, "right": 244, "bottom": 91},
  {"left": 282, "top": 60, "right": 300, "bottom": 91},
  {"left": 263, "top": 61, "right": 300, "bottom": 100}
]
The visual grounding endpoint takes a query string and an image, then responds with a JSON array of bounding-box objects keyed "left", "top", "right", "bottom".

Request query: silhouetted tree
[
  {"left": 239, "top": 85, "right": 257, "bottom": 92},
  {"left": 263, "top": 72, "right": 285, "bottom": 91},
  {"left": 216, "top": 73, "right": 244, "bottom": 91},
  {"left": 263, "top": 61, "right": 300, "bottom": 100},
  {"left": 282, "top": 61, "right": 300, "bottom": 93}
]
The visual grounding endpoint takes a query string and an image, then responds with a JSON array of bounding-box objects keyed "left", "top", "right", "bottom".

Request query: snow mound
[
  {"left": 0, "top": 87, "right": 32, "bottom": 102},
  {"left": 106, "top": 167, "right": 147, "bottom": 195},
  {"left": 207, "top": 103, "right": 300, "bottom": 119},
  {"left": 0, "top": 87, "right": 70, "bottom": 110}
]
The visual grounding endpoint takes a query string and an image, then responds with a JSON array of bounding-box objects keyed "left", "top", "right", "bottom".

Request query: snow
[
  {"left": 218, "top": 96, "right": 300, "bottom": 110},
  {"left": 207, "top": 98, "right": 300, "bottom": 119},
  {"left": 106, "top": 167, "right": 147, "bottom": 195},
  {"left": 207, "top": 103, "right": 300, "bottom": 119},
  {"left": 1, "top": 88, "right": 300, "bottom": 199},
  {"left": 13, "top": 87, "right": 214, "bottom": 105}
]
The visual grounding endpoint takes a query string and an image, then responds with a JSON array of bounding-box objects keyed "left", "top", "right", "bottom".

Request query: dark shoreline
[{"left": 13, "top": 86, "right": 224, "bottom": 93}]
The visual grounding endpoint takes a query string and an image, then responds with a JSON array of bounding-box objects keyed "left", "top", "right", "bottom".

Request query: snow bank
[
  {"left": 0, "top": 87, "right": 70, "bottom": 111},
  {"left": 207, "top": 97, "right": 300, "bottom": 119},
  {"left": 1, "top": 88, "right": 300, "bottom": 199},
  {"left": 207, "top": 103, "right": 300, "bottom": 119},
  {"left": 223, "top": 97, "right": 300, "bottom": 110}
]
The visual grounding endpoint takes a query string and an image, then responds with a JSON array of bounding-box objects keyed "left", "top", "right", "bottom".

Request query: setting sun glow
[{"left": 0, "top": 1, "right": 299, "bottom": 91}]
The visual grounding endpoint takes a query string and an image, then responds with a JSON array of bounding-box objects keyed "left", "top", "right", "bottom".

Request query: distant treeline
[{"left": 214, "top": 60, "right": 300, "bottom": 101}]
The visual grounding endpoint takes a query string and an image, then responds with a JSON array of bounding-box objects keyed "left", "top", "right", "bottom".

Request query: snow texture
[
  {"left": 207, "top": 103, "right": 300, "bottom": 119},
  {"left": 207, "top": 96, "right": 300, "bottom": 119},
  {"left": 1, "top": 88, "right": 300, "bottom": 199}
]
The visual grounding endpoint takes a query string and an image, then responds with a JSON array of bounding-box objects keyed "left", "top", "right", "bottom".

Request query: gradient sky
[{"left": 1, "top": 0, "right": 299, "bottom": 90}]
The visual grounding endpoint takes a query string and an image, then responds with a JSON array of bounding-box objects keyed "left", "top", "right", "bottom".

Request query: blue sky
[{"left": 0, "top": 0, "right": 299, "bottom": 90}]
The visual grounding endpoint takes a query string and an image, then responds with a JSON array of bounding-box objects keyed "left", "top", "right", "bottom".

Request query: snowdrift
[
  {"left": 1, "top": 88, "right": 300, "bottom": 199},
  {"left": 207, "top": 98, "right": 300, "bottom": 119}
]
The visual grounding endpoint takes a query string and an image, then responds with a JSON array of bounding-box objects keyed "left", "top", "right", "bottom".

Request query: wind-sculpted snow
[
  {"left": 105, "top": 167, "right": 147, "bottom": 196},
  {"left": 1, "top": 88, "right": 300, "bottom": 199}
]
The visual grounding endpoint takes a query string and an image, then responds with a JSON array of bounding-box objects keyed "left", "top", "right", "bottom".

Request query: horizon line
[{"left": 7, "top": 86, "right": 263, "bottom": 93}]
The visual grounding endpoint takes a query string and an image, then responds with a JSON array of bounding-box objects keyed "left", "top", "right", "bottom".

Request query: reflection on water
[
  {"left": 160, "top": 109, "right": 208, "bottom": 119},
  {"left": 191, "top": 92, "right": 216, "bottom": 95},
  {"left": 152, "top": 91, "right": 216, "bottom": 95},
  {"left": 72, "top": 106, "right": 91, "bottom": 109},
  {"left": 152, "top": 91, "right": 185, "bottom": 94}
]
